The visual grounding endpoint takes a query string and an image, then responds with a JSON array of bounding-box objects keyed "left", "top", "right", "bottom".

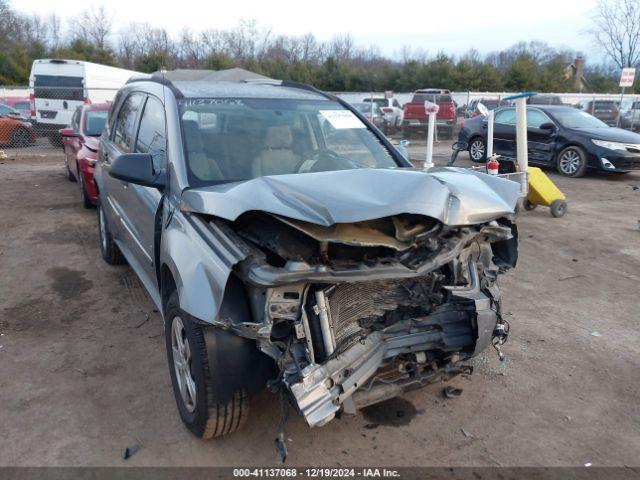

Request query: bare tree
[
  {"left": 590, "top": 0, "right": 640, "bottom": 68},
  {"left": 75, "top": 6, "right": 112, "bottom": 50}
]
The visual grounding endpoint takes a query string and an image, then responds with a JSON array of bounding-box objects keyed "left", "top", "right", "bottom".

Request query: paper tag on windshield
[{"left": 320, "top": 110, "right": 366, "bottom": 129}]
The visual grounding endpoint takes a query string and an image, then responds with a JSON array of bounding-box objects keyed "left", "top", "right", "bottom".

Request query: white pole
[
  {"left": 515, "top": 97, "right": 528, "bottom": 172},
  {"left": 486, "top": 109, "right": 494, "bottom": 158},
  {"left": 425, "top": 111, "right": 436, "bottom": 169}
]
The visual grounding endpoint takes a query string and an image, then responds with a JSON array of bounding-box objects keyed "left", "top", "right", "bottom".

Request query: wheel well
[{"left": 160, "top": 265, "right": 176, "bottom": 315}]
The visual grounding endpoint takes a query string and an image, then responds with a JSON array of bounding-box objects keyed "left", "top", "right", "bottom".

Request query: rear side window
[
  {"left": 34, "top": 75, "right": 83, "bottom": 101},
  {"left": 71, "top": 109, "right": 81, "bottom": 132},
  {"left": 135, "top": 97, "right": 166, "bottom": 172},
  {"left": 495, "top": 109, "right": 516, "bottom": 125},
  {"left": 113, "top": 93, "right": 144, "bottom": 152},
  {"left": 412, "top": 93, "right": 452, "bottom": 103},
  {"left": 13, "top": 101, "right": 29, "bottom": 110}
]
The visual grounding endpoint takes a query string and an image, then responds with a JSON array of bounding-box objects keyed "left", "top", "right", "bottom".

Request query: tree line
[{"left": 0, "top": 0, "right": 636, "bottom": 93}]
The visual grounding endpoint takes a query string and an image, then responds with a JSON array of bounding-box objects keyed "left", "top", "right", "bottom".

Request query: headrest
[
  {"left": 265, "top": 125, "right": 293, "bottom": 149},
  {"left": 182, "top": 120, "right": 203, "bottom": 151}
]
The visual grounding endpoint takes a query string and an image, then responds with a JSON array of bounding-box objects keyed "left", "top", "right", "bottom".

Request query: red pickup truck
[{"left": 402, "top": 89, "right": 456, "bottom": 139}]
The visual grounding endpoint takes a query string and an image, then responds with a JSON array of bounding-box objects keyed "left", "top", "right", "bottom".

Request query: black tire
[
  {"left": 164, "top": 291, "right": 249, "bottom": 439},
  {"left": 78, "top": 164, "right": 93, "bottom": 209},
  {"left": 523, "top": 199, "right": 537, "bottom": 211},
  {"left": 550, "top": 199, "right": 568, "bottom": 218},
  {"left": 468, "top": 136, "right": 486, "bottom": 162},
  {"left": 98, "top": 203, "right": 125, "bottom": 265},
  {"left": 446, "top": 126, "right": 455, "bottom": 140},
  {"left": 556, "top": 146, "right": 587, "bottom": 178},
  {"left": 10, "top": 128, "right": 33, "bottom": 147},
  {"left": 48, "top": 135, "right": 63, "bottom": 147},
  {"left": 64, "top": 154, "right": 76, "bottom": 182}
]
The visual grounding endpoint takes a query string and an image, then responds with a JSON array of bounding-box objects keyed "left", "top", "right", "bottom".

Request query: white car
[{"left": 363, "top": 97, "right": 403, "bottom": 133}]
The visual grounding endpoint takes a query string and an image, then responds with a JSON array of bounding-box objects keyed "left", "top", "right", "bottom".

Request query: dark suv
[{"left": 95, "top": 70, "right": 520, "bottom": 439}]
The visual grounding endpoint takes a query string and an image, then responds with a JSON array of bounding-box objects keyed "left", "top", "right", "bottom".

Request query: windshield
[
  {"left": 179, "top": 98, "right": 398, "bottom": 186},
  {"left": 553, "top": 109, "right": 609, "bottom": 129},
  {"left": 34, "top": 75, "right": 83, "bottom": 101},
  {"left": 84, "top": 110, "right": 108, "bottom": 136}
]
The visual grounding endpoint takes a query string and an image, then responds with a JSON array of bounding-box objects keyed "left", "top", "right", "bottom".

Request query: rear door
[
  {"left": 526, "top": 109, "right": 556, "bottom": 163},
  {"left": 100, "top": 92, "right": 145, "bottom": 255},
  {"left": 492, "top": 108, "right": 517, "bottom": 156},
  {"left": 33, "top": 74, "right": 84, "bottom": 127}
]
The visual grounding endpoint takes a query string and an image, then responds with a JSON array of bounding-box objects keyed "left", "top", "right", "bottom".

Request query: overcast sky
[{"left": 15, "top": 0, "right": 599, "bottom": 59}]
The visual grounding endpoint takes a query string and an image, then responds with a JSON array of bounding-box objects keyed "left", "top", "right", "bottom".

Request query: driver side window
[
  {"left": 494, "top": 109, "right": 516, "bottom": 125},
  {"left": 135, "top": 96, "right": 166, "bottom": 173},
  {"left": 527, "top": 110, "right": 551, "bottom": 129}
]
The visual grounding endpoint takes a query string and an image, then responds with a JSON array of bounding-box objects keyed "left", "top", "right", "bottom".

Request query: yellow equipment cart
[{"left": 523, "top": 167, "right": 568, "bottom": 217}]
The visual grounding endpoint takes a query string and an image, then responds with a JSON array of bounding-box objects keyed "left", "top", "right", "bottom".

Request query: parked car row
[
  {"left": 60, "top": 103, "right": 110, "bottom": 208},
  {"left": 57, "top": 70, "right": 520, "bottom": 441},
  {"left": 458, "top": 104, "right": 640, "bottom": 177}
]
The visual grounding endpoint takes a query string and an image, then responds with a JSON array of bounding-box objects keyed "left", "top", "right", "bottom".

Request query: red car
[{"left": 60, "top": 103, "right": 110, "bottom": 208}]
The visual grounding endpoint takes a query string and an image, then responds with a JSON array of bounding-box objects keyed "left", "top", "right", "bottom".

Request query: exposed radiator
[{"left": 324, "top": 277, "right": 436, "bottom": 353}]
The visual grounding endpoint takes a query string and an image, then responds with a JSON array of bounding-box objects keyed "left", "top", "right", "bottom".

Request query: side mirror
[
  {"left": 108, "top": 153, "right": 165, "bottom": 189},
  {"left": 539, "top": 122, "right": 556, "bottom": 131},
  {"left": 59, "top": 128, "right": 78, "bottom": 137}
]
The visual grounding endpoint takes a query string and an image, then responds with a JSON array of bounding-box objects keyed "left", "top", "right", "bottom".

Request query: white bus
[{"left": 29, "top": 59, "right": 140, "bottom": 144}]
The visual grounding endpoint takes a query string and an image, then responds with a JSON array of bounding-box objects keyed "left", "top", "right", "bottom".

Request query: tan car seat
[
  {"left": 252, "top": 125, "right": 300, "bottom": 177},
  {"left": 183, "top": 120, "right": 224, "bottom": 181}
]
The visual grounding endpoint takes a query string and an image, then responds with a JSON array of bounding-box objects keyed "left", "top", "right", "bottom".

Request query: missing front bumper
[{"left": 287, "top": 298, "right": 497, "bottom": 427}]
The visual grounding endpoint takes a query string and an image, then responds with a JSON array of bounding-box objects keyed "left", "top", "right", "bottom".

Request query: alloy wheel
[
  {"left": 99, "top": 207, "right": 108, "bottom": 253},
  {"left": 559, "top": 149, "right": 581, "bottom": 175},
  {"left": 469, "top": 139, "right": 485, "bottom": 161},
  {"left": 171, "top": 316, "right": 196, "bottom": 413}
]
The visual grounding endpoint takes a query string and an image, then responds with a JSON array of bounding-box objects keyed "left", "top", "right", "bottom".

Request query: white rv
[{"left": 29, "top": 59, "right": 139, "bottom": 144}]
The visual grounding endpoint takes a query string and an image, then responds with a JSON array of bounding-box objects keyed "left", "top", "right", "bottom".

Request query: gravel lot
[{"left": 0, "top": 143, "right": 639, "bottom": 467}]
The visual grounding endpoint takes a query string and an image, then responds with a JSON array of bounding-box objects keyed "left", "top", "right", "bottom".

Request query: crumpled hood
[{"left": 181, "top": 167, "right": 521, "bottom": 227}]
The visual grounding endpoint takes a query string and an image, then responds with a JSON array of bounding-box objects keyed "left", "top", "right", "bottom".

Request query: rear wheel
[
  {"left": 10, "top": 128, "right": 33, "bottom": 147},
  {"left": 64, "top": 153, "right": 76, "bottom": 182},
  {"left": 164, "top": 291, "right": 249, "bottom": 438},
  {"left": 98, "top": 203, "right": 125, "bottom": 265},
  {"left": 468, "top": 137, "right": 486, "bottom": 162},
  {"left": 557, "top": 146, "right": 587, "bottom": 177},
  {"left": 78, "top": 163, "right": 93, "bottom": 209}
]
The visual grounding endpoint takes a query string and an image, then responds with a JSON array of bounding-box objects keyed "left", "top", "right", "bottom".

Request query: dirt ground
[{"left": 0, "top": 143, "right": 639, "bottom": 467}]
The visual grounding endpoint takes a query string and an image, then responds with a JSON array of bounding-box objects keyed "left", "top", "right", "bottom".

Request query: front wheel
[
  {"left": 550, "top": 199, "right": 568, "bottom": 218},
  {"left": 556, "top": 146, "right": 587, "bottom": 177},
  {"left": 164, "top": 291, "right": 249, "bottom": 438},
  {"left": 78, "top": 165, "right": 93, "bottom": 209},
  {"left": 468, "top": 137, "right": 486, "bottom": 162}
]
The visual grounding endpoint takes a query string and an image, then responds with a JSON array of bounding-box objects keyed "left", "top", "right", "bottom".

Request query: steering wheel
[{"left": 299, "top": 149, "right": 357, "bottom": 173}]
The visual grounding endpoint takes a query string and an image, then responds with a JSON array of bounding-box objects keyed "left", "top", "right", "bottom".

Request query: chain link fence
[{"left": 0, "top": 86, "right": 119, "bottom": 161}]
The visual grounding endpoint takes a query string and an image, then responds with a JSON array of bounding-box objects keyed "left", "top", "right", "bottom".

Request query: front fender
[{"left": 160, "top": 210, "right": 248, "bottom": 323}]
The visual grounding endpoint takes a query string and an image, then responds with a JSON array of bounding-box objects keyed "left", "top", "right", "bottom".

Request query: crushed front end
[{"left": 209, "top": 208, "right": 517, "bottom": 427}]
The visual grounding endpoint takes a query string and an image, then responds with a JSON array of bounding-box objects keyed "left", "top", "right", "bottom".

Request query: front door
[
  {"left": 101, "top": 92, "right": 146, "bottom": 263},
  {"left": 526, "top": 109, "right": 556, "bottom": 164},
  {"left": 117, "top": 95, "right": 167, "bottom": 286}
]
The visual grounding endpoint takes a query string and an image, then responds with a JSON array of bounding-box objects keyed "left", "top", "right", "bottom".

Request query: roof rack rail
[{"left": 126, "top": 72, "right": 184, "bottom": 99}]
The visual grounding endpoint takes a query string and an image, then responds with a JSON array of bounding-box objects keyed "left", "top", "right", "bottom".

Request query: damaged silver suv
[{"left": 95, "top": 71, "right": 520, "bottom": 438}]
